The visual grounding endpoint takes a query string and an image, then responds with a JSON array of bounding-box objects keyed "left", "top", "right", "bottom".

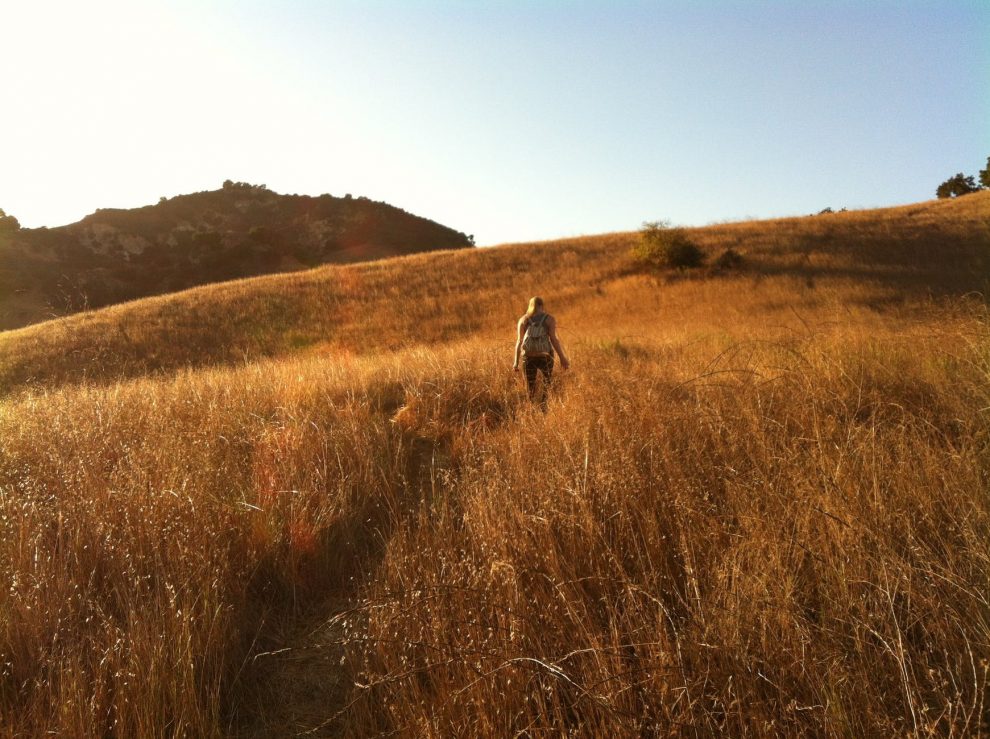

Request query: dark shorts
[{"left": 522, "top": 354, "right": 554, "bottom": 399}]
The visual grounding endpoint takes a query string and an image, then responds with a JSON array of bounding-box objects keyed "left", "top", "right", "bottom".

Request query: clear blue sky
[{"left": 2, "top": 0, "right": 987, "bottom": 245}]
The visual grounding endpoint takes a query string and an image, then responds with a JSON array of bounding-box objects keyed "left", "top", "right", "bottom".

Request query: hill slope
[
  {"left": 1, "top": 192, "right": 987, "bottom": 395},
  {"left": 1, "top": 193, "right": 989, "bottom": 736},
  {"left": 0, "top": 181, "right": 473, "bottom": 330}
]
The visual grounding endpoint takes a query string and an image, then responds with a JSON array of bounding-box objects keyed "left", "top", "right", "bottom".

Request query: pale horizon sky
[{"left": 2, "top": 0, "right": 987, "bottom": 246}]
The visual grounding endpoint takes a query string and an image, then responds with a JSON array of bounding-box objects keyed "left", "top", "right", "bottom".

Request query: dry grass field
[{"left": 1, "top": 193, "right": 989, "bottom": 736}]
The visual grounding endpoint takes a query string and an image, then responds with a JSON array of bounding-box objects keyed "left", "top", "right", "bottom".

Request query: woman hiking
[{"left": 513, "top": 296, "right": 570, "bottom": 406}]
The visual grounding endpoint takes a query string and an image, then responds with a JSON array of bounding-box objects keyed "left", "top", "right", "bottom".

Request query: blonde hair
[{"left": 525, "top": 296, "right": 544, "bottom": 318}]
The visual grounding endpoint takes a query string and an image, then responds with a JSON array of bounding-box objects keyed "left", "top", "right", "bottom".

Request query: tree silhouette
[
  {"left": 980, "top": 157, "right": 990, "bottom": 190},
  {"left": 936, "top": 173, "right": 979, "bottom": 199}
]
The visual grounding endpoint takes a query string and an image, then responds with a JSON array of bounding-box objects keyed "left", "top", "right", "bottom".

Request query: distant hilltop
[{"left": 0, "top": 181, "right": 474, "bottom": 330}]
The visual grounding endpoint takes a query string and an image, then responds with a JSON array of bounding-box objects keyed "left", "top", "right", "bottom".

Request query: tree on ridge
[{"left": 936, "top": 172, "right": 979, "bottom": 199}]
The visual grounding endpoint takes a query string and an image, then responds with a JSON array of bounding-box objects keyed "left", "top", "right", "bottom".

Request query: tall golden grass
[
  {"left": 2, "top": 192, "right": 987, "bottom": 394},
  {"left": 0, "top": 194, "right": 988, "bottom": 735}
]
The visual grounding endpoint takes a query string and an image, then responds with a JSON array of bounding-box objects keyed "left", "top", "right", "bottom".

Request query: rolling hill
[
  {"left": 1, "top": 192, "right": 988, "bottom": 736},
  {"left": 0, "top": 180, "right": 473, "bottom": 330},
  {"left": 1, "top": 191, "right": 987, "bottom": 396}
]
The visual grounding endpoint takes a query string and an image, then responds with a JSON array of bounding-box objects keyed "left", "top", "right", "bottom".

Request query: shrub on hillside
[
  {"left": 0, "top": 208, "right": 20, "bottom": 233},
  {"left": 711, "top": 247, "right": 744, "bottom": 272},
  {"left": 632, "top": 220, "right": 704, "bottom": 269},
  {"left": 223, "top": 179, "right": 268, "bottom": 191},
  {"left": 980, "top": 157, "right": 990, "bottom": 189}
]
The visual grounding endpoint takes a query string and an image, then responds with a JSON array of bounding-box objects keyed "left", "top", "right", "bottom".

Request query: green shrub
[{"left": 632, "top": 220, "right": 704, "bottom": 269}]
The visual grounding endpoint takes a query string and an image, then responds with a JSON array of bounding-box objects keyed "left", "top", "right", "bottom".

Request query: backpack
[{"left": 522, "top": 314, "right": 552, "bottom": 356}]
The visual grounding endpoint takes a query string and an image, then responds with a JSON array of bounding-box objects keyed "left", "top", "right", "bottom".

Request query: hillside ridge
[
  {"left": 1, "top": 192, "right": 987, "bottom": 397},
  {"left": 0, "top": 181, "right": 473, "bottom": 330}
]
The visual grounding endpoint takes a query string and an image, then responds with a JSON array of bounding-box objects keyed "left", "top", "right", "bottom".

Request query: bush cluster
[{"left": 632, "top": 220, "right": 704, "bottom": 269}]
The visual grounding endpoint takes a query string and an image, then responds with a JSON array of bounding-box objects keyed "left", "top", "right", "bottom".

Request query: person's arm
[
  {"left": 548, "top": 316, "right": 570, "bottom": 370},
  {"left": 512, "top": 317, "right": 525, "bottom": 370}
]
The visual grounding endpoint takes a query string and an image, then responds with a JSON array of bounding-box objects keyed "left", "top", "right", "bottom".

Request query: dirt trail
[
  {"left": 240, "top": 600, "right": 351, "bottom": 737},
  {"left": 237, "top": 429, "right": 448, "bottom": 736}
]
